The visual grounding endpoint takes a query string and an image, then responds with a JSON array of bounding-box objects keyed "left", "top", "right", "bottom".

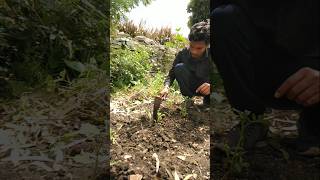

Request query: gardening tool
[{"left": 152, "top": 96, "right": 162, "bottom": 120}]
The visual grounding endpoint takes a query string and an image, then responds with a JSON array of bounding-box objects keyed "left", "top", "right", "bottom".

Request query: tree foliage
[
  {"left": 187, "top": 0, "right": 210, "bottom": 27},
  {"left": 111, "top": 0, "right": 153, "bottom": 24}
]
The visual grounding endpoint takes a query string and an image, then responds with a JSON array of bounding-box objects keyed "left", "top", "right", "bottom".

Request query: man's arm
[
  {"left": 164, "top": 50, "right": 183, "bottom": 87},
  {"left": 160, "top": 50, "right": 184, "bottom": 100}
]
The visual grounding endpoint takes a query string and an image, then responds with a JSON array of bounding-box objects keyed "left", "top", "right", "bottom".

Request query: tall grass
[{"left": 118, "top": 20, "right": 173, "bottom": 43}]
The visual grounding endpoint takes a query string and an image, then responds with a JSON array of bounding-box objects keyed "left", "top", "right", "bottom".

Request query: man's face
[{"left": 189, "top": 41, "right": 208, "bottom": 59}]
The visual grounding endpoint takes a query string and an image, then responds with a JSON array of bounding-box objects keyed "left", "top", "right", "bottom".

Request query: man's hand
[
  {"left": 196, "top": 83, "right": 211, "bottom": 96},
  {"left": 159, "top": 86, "right": 169, "bottom": 100},
  {"left": 275, "top": 67, "right": 320, "bottom": 107}
]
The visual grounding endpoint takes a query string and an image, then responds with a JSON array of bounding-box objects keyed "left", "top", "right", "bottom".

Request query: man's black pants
[
  {"left": 174, "top": 63, "right": 210, "bottom": 102},
  {"left": 211, "top": 4, "right": 320, "bottom": 136}
]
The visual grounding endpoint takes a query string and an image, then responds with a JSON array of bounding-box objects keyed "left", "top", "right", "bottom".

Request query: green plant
[
  {"left": 0, "top": 0, "right": 108, "bottom": 97},
  {"left": 110, "top": 128, "right": 116, "bottom": 144},
  {"left": 147, "top": 72, "right": 166, "bottom": 96},
  {"left": 155, "top": 111, "right": 165, "bottom": 123},
  {"left": 223, "top": 110, "right": 269, "bottom": 175},
  {"left": 164, "top": 28, "right": 188, "bottom": 49},
  {"left": 180, "top": 106, "right": 188, "bottom": 118},
  {"left": 180, "top": 97, "right": 191, "bottom": 118},
  {"left": 110, "top": 45, "right": 151, "bottom": 91},
  {"left": 165, "top": 99, "right": 174, "bottom": 108}
]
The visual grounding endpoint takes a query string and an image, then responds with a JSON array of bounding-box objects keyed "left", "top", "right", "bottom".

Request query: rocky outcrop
[
  {"left": 111, "top": 32, "right": 178, "bottom": 72},
  {"left": 134, "top": 36, "right": 157, "bottom": 45}
]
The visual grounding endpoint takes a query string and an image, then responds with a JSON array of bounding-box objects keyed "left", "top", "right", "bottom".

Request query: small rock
[
  {"left": 117, "top": 32, "right": 131, "bottom": 38},
  {"left": 134, "top": 36, "right": 156, "bottom": 45}
]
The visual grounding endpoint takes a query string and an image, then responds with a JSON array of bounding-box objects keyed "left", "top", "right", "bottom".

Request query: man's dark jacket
[{"left": 164, "top": 48, "right": 211, "bottom": 87}]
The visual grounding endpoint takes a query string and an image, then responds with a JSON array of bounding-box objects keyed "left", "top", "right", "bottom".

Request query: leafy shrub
[
  {"left": 110, "top": 45, "right": 151, "bottom": 91},
  {"left": 164, "top": 28, "right": 188, "bottom": 49},
  {"left": 0, "top": 0, "right": 108, "bottom": 96}
]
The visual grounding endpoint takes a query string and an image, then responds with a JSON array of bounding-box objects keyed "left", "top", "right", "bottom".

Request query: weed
[
  {"left": 155, "top": 111, "right": 165, "bottom": 123},
  {"left": 110, "top": 128, "right": 117, "bottom": 144},
  {"left": 224, "top": 110, "right": 269, "bottom": 175},
  {"left": 179, "top": 97, "right": 192, "bottom": 118}
]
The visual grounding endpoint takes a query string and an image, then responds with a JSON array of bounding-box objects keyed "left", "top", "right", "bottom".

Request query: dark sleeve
[{"left": 164, "top": 50, "right": 184, "bottom": 87}]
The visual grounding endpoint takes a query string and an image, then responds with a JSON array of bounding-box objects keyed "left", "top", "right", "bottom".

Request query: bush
[
  {"left": 110, "top": 45, "right": 151, "bottom": 91},
  {"left": 0, "top": 0, "right": 108, "bottom": 96},
  {"left": 164, "top": 28, "right": 188, "bottom": 49}
]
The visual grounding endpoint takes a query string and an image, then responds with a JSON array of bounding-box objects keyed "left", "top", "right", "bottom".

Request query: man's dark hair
[{"left": 188, "top": 20, "right": 210, "bottom": 45}]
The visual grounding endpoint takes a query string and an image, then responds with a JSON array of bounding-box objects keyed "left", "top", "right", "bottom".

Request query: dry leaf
[
  {"left": 274, "top": 119, "right": 296, "bottom": 123},
  {"left": 282, "top": 125, "right": 297, "bottom": 131},
  {"left": 0, "top": 129, "right": 14, "bottom": 145},
  {"left": 53, "top": 163, "right": 65, "bottom": 171},
  {"left": 72, "top": 151, "right": 94, "bottom": 164},
  {"left": 165, "top": 168, "right": 173, "bottom": 179},
  {"left": 129, "top": 174, "right": 143, "bottom": 180},
  {"left": 30, "top": 161, "right": 53, "bottom": 172},
  {"left": 78, "top": 123, "right": 100, "bottom": 137},
  {"left": 124, "top": 155, "right": 132, "bottom": 159},
  {"left": 174, "top": 170, "right": 180, "bottom": 180},
  {"left": 63, "top": 138, "right": 87, "bottom": 149},
  {"left": 298, "top": 147, "right": 320, "bottom": 156},
  {"left": 54, "top": 148, "right": 64, "bottom": 162},
  {"left": 2, "top": 152, "right": 54, "bottom": 164},
  {"left": 183, "top": 174, "right": 197, "bottom": 180},
  {"left": 269, "top": 126, "right": 279, "bottom": 134},
  {"left": 2, "top": 148, "right": 20, "bottom": 165},
  {"left": 152, "top": 153, "right": 160, "bottom": 173},
  {"left": 177, "top": 155, "right": 186, "bottom": 161}
]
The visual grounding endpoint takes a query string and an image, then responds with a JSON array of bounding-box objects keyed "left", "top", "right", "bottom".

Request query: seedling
[
  {"left": 224, "top": 110, "right": 269, "bottom": 175},
  {"left": 180, "top": 97, "right": 192, "bottom": 118},
  {"left": 110, "top": 129, "right": 116, "bottom": 144},
  {"left": 155, "top": 111, "right": 165, "bottom": 123}
]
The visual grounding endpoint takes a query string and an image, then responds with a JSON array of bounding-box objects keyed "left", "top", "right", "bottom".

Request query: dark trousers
[
  {"left": 174, "top": 63, "right": 210, "bottom": 101},
  {"left": 211, "top": 4, "right": 320, "bottom": 136}
]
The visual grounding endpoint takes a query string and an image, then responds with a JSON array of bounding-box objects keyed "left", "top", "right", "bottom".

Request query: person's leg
[
  {"left": 211, "top": 4, "right": 267, "bottom": 114},
  {"left": 211, "top": 3, "right": 319, "bottom": 119},
  {"left": 203, "top": 95, "right": 210, "bottom": 105},
  {"left": 174, "top": 63, "right": 211, "bottom": 107},
  {"left": 298, "top": 103, "right": 320, "bottom": 141},
  {"left": 174, "top": 63, "right": 198, "bottom": 97},
  {"left": 211, "top": 3, "right": 320, "bottom": 152},
  {"left": 211, "top": 4, "right": 270, "bottom": 151}
]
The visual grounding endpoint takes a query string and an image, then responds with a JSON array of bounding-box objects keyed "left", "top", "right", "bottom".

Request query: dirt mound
[{"left": 110, "top": 97, "right": 210, "bottom": 179}]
